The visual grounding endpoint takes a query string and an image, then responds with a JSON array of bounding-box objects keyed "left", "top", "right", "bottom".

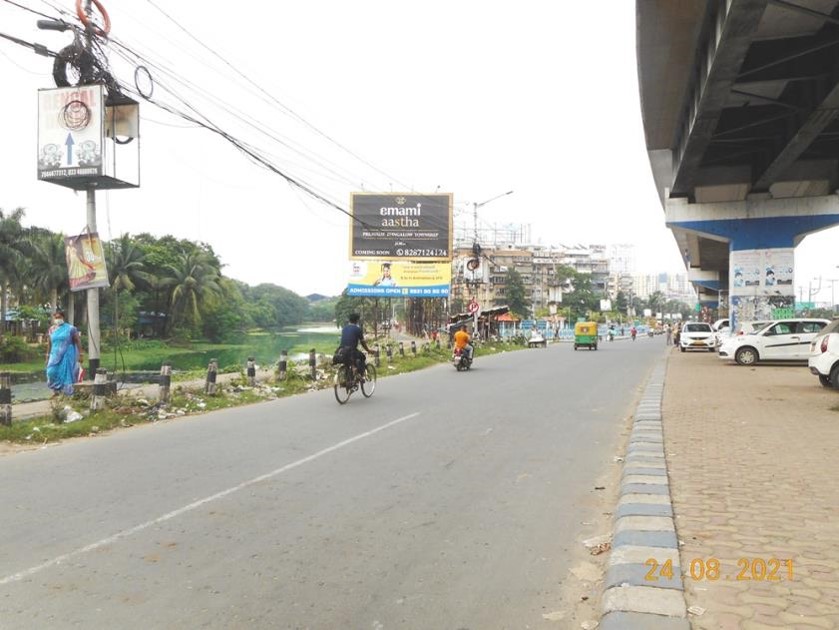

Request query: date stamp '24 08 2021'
[{"left": 645, "top": 557, "right": 794, "bottom": 582}]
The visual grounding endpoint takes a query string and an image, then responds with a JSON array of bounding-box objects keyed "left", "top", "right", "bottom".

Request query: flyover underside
[{"left": 638, "top": 0, "right": 839, "bottom": 306}]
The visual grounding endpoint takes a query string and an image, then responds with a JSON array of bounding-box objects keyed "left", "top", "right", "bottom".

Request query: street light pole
[{"left": 472, "top": 190, "right": 514, "bottom": 244}]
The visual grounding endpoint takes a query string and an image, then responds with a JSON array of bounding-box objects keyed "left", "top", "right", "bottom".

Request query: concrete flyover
[{"left": 638, "top": 0, "right": 839, "bottom": 325}]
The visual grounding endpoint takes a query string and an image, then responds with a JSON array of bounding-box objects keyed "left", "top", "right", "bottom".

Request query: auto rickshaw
[{"left": 574, "top": 321, "right": 598, "bottom": 351}]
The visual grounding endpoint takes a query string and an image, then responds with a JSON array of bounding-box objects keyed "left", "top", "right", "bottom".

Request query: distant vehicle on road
[
  {"left": 573, "top": 321, "right": 598, "bottom": 351},
  {"left": 679, "top": 322, "right": 716, "bottom": 352},
  {"left": 808, "top": 319, "right": 839, "bottom": 388},
  {"left": 528, "top": 331, "right": 547, "bottom": 348},
  {"left": 719, "top": 319, "right": 830, "bottom": 365}
]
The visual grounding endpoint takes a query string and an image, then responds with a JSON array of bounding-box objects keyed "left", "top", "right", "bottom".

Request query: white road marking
[{"left": 0, "top": 412, "right": 421, "bottom": 586}]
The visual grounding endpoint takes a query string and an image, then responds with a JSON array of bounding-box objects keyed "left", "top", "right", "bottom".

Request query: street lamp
[{"left": 472, "top": 190, "right": 514, "bottom": 243}]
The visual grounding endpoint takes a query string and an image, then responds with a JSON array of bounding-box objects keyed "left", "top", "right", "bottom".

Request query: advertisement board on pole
[
  {"left": 350, "top": 193, "right": 452, "bottom": 261},
  {"left": 38, "top": 85, "right": 104, "bottom": 183},
  {"left": 65, "top": 232, "right": 110, "bottom": 292},
  {"left": 346, "top": 260, "right": 450, "bottom": 297}
]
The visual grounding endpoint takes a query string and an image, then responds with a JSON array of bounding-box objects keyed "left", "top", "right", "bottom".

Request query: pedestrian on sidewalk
[
  {"left": 665, "top": 324, "right": 672, "bottom": 345},
  {"left": 45, "top": 308, "right": 83, "bottom": 397}
]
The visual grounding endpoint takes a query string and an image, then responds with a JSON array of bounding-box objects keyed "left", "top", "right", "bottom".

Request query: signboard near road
[
  {"left": 467, "top": 299, "right": 480, "bottom": 314},
  {"left": 38, "top": 85, "right": 104, "bottom": 183},
  {"left": 350, "top": 193, "right": 452, "bottom": 261},
  {"left": 346, "top": 260, "right": 450, "bottom": 297}
]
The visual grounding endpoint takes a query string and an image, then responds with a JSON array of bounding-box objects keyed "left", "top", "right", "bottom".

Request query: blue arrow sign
[{"left": 65, "top": 132, "right": 74, "bottom": 165}]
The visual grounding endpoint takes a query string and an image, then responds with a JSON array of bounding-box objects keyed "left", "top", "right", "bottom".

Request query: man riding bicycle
[{"left": 340, "top": 313, "right": 372, "bottom": 373}]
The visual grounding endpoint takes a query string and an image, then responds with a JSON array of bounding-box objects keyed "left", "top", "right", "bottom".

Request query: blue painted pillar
[{"left": 666, "top": 196, "right": 839, "bottom": 330}]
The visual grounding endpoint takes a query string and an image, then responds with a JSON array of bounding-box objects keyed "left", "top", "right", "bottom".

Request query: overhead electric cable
[{"left": 142, "top": 0, "right": 410, "bottom": 190}]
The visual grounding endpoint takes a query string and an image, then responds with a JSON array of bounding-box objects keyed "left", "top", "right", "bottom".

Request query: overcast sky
[{"left": 1, "top": 0, "right": 837, "bottom": 302}]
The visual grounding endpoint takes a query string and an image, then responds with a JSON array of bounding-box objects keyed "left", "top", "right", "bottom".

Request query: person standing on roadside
[
  {"left": 45, "top": 308, "right": 83, "bottom": 396},
  {"left": 665, "top": 323, "right": 672, "bottom": 345}
]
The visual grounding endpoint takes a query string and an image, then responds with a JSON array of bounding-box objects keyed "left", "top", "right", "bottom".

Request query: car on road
[
  {"left": 679, "top": 322, "right": 716, "bottom": 352},
  {"left": 712, "top": 318, "right": 730, "bottom": 336},
  {"left": 808, "top": 319, "right": 839, "bottom": 388},
  {"left": 718, "top": 318, "right": 830, "bottom": 365}
]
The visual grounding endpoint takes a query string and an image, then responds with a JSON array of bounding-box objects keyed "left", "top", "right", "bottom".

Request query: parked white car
[
  {"left": 718, "top": 319, "right": 830, "bottom": 365},
  {"left": 808, "top": 319, "right": 839, "bottom": 388},
  {"left": 679, "top": 322, "right": 716, "bottom": 352}
]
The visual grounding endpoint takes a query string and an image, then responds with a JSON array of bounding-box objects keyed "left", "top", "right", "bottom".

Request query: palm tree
[
  {"left": 162, "top": 250, "right": 221, "bottom": 334},
  {"left": 0, "top": 208, "right": 27, "bottom": 333},
  {"left": 107, "top": 233, "right": 150, "bottom": 294},
  {"left": 30, "top": 231, "right": 68, "bottom": 310},
  {"left": 106, "top": 233, "right": 151, "bottom": 340}
]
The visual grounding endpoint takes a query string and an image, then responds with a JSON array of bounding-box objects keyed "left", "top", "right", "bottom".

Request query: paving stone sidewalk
[{"left": 663, "top": 351, "right": 839, "bottom": 629}]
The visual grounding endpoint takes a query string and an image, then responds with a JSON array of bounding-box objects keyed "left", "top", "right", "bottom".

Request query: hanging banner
[
  {"left": 346, "top": 260, "right": 451, "bottom": 297},
  {"left": 350, "top": 193, "right": 452, "bottom": 261},
  {"left": 65, "top": 232, "right": 110, "bottom": 291},
  {"left": 730, "top": 248, "right": 794, "bottom": 297},
  {"left": 38, "top": 85, "right": 104, "bottom": 182}
]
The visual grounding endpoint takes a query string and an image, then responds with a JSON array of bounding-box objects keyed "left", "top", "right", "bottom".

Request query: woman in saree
[{"left": 45, "top": 308, "right": 83, "bottom": 396}]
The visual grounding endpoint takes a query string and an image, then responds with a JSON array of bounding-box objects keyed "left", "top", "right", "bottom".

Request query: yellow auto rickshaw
[{"left": 574, "top": 321, "right": 598, "bottom": 351}]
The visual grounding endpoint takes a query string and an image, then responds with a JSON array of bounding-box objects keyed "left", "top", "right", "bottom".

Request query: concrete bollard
[
  {"left": 447, "top": 338, "right": 452, "bottom": 350},
  {"left": 246, "top": 357, "right": 256, "bottom": 386},
  {"left": 91, "top": 368, "right": 108, "bottom": 411},
  {"left": 309, "top": 349, "right": 317, "bottom": 380},
  {"left": 205, "top": 358, "right": 218, "bottom": 396},
  {"left": 411, "top": 340, "right": 417, "bottom": 356},
  {"left": 373, "top": 344, "right": 380, "bottom": 367},
  {"left": 279, "top": 350, "right": 288, "bottom": 381},
  {"left": 436, "top": 338, "right": 441, "bottom": 350},
  {"left": 399, "top": 342, "right": 405, "bottom": 357},
  {"left": 386, "top": 344, "right": 393, "bottom": 362},
  {"left": 158, "top": 362, "right": 172, "bottom": 405},
  {"left": 0, "top": 371, "right": 11, "bottom": 426}
]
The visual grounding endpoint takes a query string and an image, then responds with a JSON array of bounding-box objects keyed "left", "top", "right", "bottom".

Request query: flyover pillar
[{"left": 666, "top": 194, "right": 839, "bottom": 328}]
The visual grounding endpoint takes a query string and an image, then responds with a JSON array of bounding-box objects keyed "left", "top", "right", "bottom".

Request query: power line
[{"left": 142, "top": 0, "right": 410, "bottom": 191}]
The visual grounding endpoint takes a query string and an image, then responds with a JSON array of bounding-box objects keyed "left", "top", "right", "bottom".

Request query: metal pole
[{"left": 86, "top": 189, "right": 101, "bottom": 377}]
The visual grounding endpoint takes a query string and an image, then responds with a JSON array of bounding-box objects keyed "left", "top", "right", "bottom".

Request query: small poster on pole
[{"left": 65, "top": 232, "right": 110, "bottom": 291}]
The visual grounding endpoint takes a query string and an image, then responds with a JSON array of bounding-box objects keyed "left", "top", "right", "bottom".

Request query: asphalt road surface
[{"left": 0, "top": 337, "right": 667, "bottom": 629}]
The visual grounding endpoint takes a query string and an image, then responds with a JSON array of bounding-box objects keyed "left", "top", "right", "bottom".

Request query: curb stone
[{"left": 600, "top": 359, "right": 689, "bottom": 630}]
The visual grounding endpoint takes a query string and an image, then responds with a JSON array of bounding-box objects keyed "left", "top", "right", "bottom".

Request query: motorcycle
[
  {"left": 452, "top": 347, "right": 472, "bottom": 371},
  {"left": 608, "top": 330, "right": 615, "bottom": 342}
]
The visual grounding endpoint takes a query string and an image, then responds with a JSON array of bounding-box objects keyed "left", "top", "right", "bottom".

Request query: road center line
[{"left": 0, "top": 411, "right": 422, "bottom": 586}]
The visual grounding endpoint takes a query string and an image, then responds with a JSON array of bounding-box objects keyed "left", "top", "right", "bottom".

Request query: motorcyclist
[
  {"left": 340, "top": 313, "right": 372, "bottom": 373},
  {"left": 454, "top": 324, "right": 473, "bottom": 361},
  {"left": 608, "top": 325, "right": 615, "bottom": 341}
]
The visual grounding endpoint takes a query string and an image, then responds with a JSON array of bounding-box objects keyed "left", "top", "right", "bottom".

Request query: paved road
[{"left": 0, "top": 337, "right": 666, "bottom": 629}]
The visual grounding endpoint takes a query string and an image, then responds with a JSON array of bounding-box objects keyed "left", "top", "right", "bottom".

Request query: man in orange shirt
[{"left": 454, "top": 324, "right": 473, "bottom": 361}]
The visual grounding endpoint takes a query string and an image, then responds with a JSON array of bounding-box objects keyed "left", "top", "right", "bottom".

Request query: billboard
[
  {"left": 350, "top": 193, "right": 452, "bottom": 261},
  {"left": 65, "top": 232, "right": 110, "bottom": 292},
  {"left": 347, "top": 260, "right": 450, "bottom": 297},
  {"left": 730, "top": 248, "right": 794, "bottom": 297},
  {"left": 38, "top": 85, "right": 104, "bottom": 182}
]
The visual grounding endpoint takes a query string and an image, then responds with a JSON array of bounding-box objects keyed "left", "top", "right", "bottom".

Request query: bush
[{"left": 0, "top": 335, "right": 39, "bottom": 363}]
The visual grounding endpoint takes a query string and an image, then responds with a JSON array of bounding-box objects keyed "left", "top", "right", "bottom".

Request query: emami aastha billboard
[{"left": 350, "top": 193, "right": 452, "bottom": 261}]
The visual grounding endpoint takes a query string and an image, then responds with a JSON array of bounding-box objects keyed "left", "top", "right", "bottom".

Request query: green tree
[
  {"left": 107, "top": 233, "right": 150, "bottom": 294},
  {"left": 162, "top": 250, "right": 222, "bottom": 336},
  {"left": 506, "top": 269, "right": 530, "bottom": 318},
  {"left": 647, "top": 290, "right": 665, "bottom": 313},
  {"left": 615, "top": 290, "right": 628, "bottom": 313},
  {"left": 29, "top": 231, "right": 67, "bottom": 310},
  {"left": 0, "top": 208, "right": 27, "bottom": 330}
]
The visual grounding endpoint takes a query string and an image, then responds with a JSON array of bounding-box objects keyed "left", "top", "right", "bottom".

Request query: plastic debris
[
  {"left": 688, "top": 606, "right": 706, "bottom": 616},
  {"left": 581, "top": 621, "right": 599, "bottom": 630}
]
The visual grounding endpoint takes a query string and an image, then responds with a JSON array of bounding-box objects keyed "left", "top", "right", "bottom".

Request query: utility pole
[{"left": 83, "top": 0, "right": 100, "bottom": 376}]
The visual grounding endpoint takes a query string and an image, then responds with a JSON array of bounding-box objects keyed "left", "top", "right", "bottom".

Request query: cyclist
[{"left": 340, "top": 313, "right": 372, "bottom": 375}]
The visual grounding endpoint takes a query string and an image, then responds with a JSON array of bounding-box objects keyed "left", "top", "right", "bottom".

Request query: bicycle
[{"left": 333, "top": 359, "right": 377, "bottom": 404}]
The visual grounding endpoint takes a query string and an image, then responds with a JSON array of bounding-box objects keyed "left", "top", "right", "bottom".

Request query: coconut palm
[
  {"left": 107, "top": 233, "right": 150, "bottom": 293},
  {"left": 162, "top": 250, "right": 221, "bottom": 334},
  {"left": 29, "top": 231, "right": 68, "bottom": 310},
  {"left": 0, "top": 208, "right": 27, "bottom": 332}
]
